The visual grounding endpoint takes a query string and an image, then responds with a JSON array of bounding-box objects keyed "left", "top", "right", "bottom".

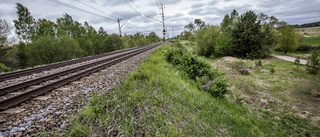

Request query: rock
[
  {"left": 19, "top": 127, "right": 25, "bottom": 131},
  {"left": 45, "top": 118, "right": 51, "bottom": 123}
]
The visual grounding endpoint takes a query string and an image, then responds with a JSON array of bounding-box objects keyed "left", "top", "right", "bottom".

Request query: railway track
[
  {"left": 0, "top": 46, "right": 142, "bottom": 82},
  {"left": 0, "top": 43, "right": 162, "bottom": 110}
]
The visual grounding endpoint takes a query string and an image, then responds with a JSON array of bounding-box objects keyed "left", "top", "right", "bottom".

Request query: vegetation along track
[{"left": 0, "top": 43, "right": 162, "bottom": 110}]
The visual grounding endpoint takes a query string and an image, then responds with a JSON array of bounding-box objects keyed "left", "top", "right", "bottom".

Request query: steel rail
[
  {"left": 0, "top": 43, "right": 161, "bottom": 110},
  {"left": 0, "top": 46, "right": 143, "bottom": 82},
  {"left": 0, "top": 45, "right": 154, "bottom": 95}
]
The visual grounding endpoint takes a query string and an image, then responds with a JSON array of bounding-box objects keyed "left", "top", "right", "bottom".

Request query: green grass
[
  {"left": 62, "top": 44, "right": 320, "bottom": 136},
  {"left": 304, "top": 36, "right": 320, "bottom": 46},
  {"left": 215, "top": 58, "right": 320, "bottom": 136}
]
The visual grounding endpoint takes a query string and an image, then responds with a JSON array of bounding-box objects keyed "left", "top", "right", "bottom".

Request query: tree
[
  {"left": 0, "top": 19, "right": 13, "bottom": 57},
  {"left": 195, "top": 26, "right": 220, "bottom": 57},
  {"left": 278, "top": 25, "right": 299, "bottom": 54},
  {"left": 184, "top": 23, "right": 194, "bottom": 32},
  {"left": 194, "top": 19, "right": 206, "bottom": 30},
  {"left": 98, "top": 27, "right": 107, "bottom": 37},
  {"left": 34, "top": 19, "right": 56, "bottom": 38},
  {"left": 231, "top": 11, "right": 267, "bottom": 59},
  {"left": 26, "top": 36, "right": 83, "bottom": 66},
  {"left": 13, "top": 3, "right": 35, "bottom": 42}
]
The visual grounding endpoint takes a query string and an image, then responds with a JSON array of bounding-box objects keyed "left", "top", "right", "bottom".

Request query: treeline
[
  {"left": 294, "top": 21, "right": 320, "bottom": 28},
  {"left": 178, "top": 10, "right": 305, "bottom": 59},
  {"left": 0, "top": 3, "right": 160, "bottom": 72}
]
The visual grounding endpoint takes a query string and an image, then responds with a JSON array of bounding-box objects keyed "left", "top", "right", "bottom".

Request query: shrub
[
  {"left": 166, "top": 49, "right": 229, "bottom": 97},
  {"left": 0, "top": 63, "right": 11, "bottom": 73},
  {"left": 255, "top": 60, "right": 263, "bottom": 67},
  {"left": 297, "top": 44, "right": 312, "bottom": 51},
  {"left": 26, "top": 36, "right": 84, "bottom": 66},
  {"left": 294, "top": 57, "right": 301, "bottom": 70},
  {"left": 207, "top": 78, "right": 229, "bottom": 97},
  {"left": 230, "top": 59, "right": 247, "bottom": 70},
  {"left": 270, "top": 68, "right": 275, "bottom": 74},
  {"left": 306, "top": 51, "right": 320, "bottom": 74}
]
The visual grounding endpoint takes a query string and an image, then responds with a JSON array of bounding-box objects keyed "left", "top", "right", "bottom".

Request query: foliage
[
  {"left": 16, "top": 42, "right": 28, "bottom": 68},
  {"left": 306, "top": 51, "right": 320, "bottom": 74},
  {"left": 270, "top": 68, "right": 275, "bottom": 74},
  {"left": 294, "top": 57, "right": 301, "bottom": 70},
  {"left": 278, "top": 25, "right": 299, "bottom": 54},
  {"left": 297, "top": 44, "right": 313, "bottom": 51},
  {"left": 231, "top": 11, "right": 270, "bottom": 59},
  {"left": 26, "top": 36, "right": 83, "bottom": 66},
  {"left": 13, "top": 3, "right": 35, "bottom": 42},
  {"left": 1, "top": 3, "right": 160, "bottom": 70},
  {"left": 255, "top": 60, "right": 263, "bottom": 67},
  {"left": 165, "top": 48, "right": 228, "bottom": 97},
  {"left": 0, "top": 63, "right": 11, "bottom": 73},
  {"left": 0, "top": 19, "right": 12, "bottom": 47},
  {"left": 195, "top": 26, "right": 220, "bottom": 57}
]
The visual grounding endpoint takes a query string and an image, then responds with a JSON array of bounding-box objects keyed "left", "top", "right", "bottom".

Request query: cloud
[{"left": 1, "top": 0, "right": 320, "bottom": 38}]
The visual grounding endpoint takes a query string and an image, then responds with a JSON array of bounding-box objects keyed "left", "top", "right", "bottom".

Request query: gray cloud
[{"left": 1, "top": 0, "right": 319, "bottom": 38}]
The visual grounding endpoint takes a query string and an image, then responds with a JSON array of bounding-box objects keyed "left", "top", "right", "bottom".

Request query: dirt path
[{"left": 271, "top": 54, "right": 308, "bottom": 64}]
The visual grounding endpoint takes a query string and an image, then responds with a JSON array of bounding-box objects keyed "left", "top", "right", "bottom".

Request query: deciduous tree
[{"left": 278, "top": 25, "right": 299, "bottom": 54}]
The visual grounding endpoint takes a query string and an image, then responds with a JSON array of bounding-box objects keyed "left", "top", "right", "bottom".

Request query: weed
[
  {"left": 294, "top": 57, "right": 301, "bottom": 70},
  {"left": 270, "top": 68, "right": 275, "bottom": 74},
  {"left": 255, "top": 60, "right": 263, "bottom": 67},
  {"left": 229, "top": 59, "right": 250, "bottom": 75}
]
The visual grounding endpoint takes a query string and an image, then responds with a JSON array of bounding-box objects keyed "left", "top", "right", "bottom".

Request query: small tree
[
  {"left": 278, "top": 25, "right": 299, "bottom": 54},
  {"left": 13, "top": 3, "right": 36, "bottom": 42},
  {"left": 231, "top": 11, "right": 267, "bottom": 59},
  {"left": 294, "top": 57, "right": 301, "bottom": 70},
  {"left": 306, "top": 51, "right": 320, "bottom": 74}
]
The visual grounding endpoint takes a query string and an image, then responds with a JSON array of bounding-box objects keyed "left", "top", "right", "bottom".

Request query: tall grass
[{"left": 62, "top": 44, "right": 319, "bottom": 136}]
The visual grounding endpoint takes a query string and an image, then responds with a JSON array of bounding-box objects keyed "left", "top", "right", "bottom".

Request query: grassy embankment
[{"left": 61, "top": 42, "right": 319, "bottom": 136}]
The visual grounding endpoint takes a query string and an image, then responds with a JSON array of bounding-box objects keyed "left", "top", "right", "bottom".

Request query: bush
[
  {"left": 0, "top": 63, "right": 11, "bottom": 73},
  {"left": 270, "top": 68, "right": 275, "bottom": 74},
  {"left": 255, "top": 60, "right": 263, "bottom": 67},
  {"left": 230, "top": 59, "right": 247, "bottom": 70},
  {"left": 166, "top": 49, "right": 229, "bottom": 97},
  {"left": 306, "top": 51, "right": 320, "bottom": 74},
  {"left": 297, "top": 44, "right": 312, "bottom": 51},
  {"left": 26, "top": 36, "right": 84, "bottom": 66}
]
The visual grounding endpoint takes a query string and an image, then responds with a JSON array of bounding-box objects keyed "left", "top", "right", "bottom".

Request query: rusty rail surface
[{"left": 0, "top": 43, "right": 162, "bottom": 110}]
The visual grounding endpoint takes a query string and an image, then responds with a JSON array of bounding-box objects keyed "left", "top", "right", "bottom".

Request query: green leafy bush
[
  {"left": 26, "top": 36, "right": 84, "bottom": 66},
  {"left": 297, "top": 44, "right": 312, "bottom": 51},
  {"left": 0, "top": 63, "right": 11, "bottom": 73},
  {"left": 307, "top": 51, "right": 320, "bottom": 74},
  {"left": 166, "top": 49, "right": 229, "bottom": 97}
]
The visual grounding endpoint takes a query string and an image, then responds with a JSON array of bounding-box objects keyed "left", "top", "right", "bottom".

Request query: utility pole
[
  {"left": 117, "top": 18, "right": 130, "bottom": 49},
  {"left": 161, "top": 4, "right": 165, "bottom": 41},
  {"left": 172, "top": 26, "right": 174, "bottom": 40}
]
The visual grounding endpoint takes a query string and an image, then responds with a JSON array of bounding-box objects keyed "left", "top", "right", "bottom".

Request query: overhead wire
[
  {"left": 123, "top": 0, "right": 149, "bottom": 23},
  {"left": 89, "top": 0, "right": 126, "bottom": 18},
  {"left": 74, "top": 0, "right": 117, "bottom": 19},
  {"left": 48, "top": 0, "right": 115, "bottom": 21}
]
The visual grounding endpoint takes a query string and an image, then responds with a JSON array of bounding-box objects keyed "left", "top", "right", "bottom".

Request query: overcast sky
[{"left": 1, "top": 0, "right": 319, "bottom": 38}]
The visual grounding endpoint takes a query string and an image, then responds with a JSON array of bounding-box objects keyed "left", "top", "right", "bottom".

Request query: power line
[
  {"left": 48, "top": 0, "right": 115, "bottom": 21},
  {"left": 89, "top": 0, "right": 126, "bottom": 18},
  {"left": 75, "top": 0, "right": 117, "bottom": 19},
  {"left": 124, "top": 0, "right": 149, "bottom": 23}
]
